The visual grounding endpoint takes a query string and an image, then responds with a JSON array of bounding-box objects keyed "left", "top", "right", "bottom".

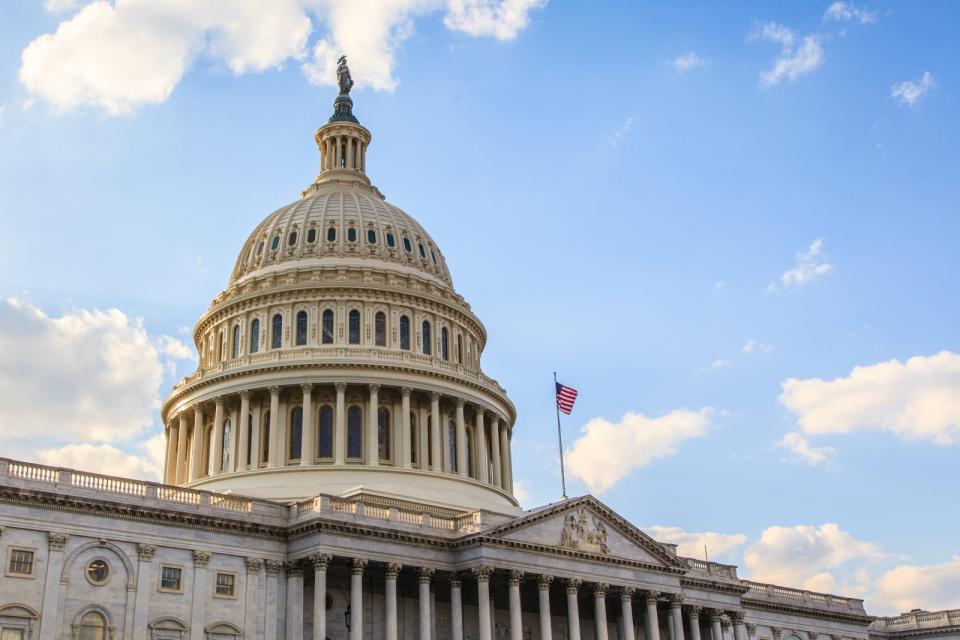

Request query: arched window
[
  {"left": 347, "top": 406, "right": 363, "bottom": 459},
  {"left": 250, "top": 318, "right": 260, "bottom": 354},
  {"left": 222, "top": 419, "right": 232, "bottom": 471},
  {"left": 271, "top": 314, "right": 282, "bottom": 349},
  {"left": 261, "top": 412, "right": 270, "bottom": 464},
  {"left": 289, "top": 407, "right": 303, "bottom": 461},
  {"left": 441, "top": 327, "right": 449, "bottom": 361},
  {"left": 307, "top": 228, "right": 317, "bottom": 243},
  {"left": 322, "top": 309, "right": 334, "bottom": 344},
  {"left": 245, "top": 416, "right": 253, "bottom": 466},
  {"left": 367, "top": 229, "right": 377, "bottom": 244},
  {"left": 456, "top": 334, "right": 463, "bottom": 363},
  {"left": 386, "top": 232, "right": 396, "bottom": 248},
  {"left": 448, "top": 419, "right": 457, "bottom": 472},
  {"left": 347, "top": 227, "right": 357, "bottom": 243},
  {"left": 327, "top": 226, "right": 337, "bottom": 242},
  {"left": 399, "top": 315, "right": 410, "bottom": 350},
  {"left": 318, "top": 406, "right": 334, "bottom": 458},
  {"left": 348, "top": 310, "right": 361, "bottom": 344},
  {"left": 410, "top": 412, "right": 419, "bottom": 466},
  {"left": 77, "top": 611, "right": 107, "bottom": 640},
  {"left": 216, "top": 331, "right": 224, "bottom": 362},
  {"left": 295, "top": 310, "right": 308, "bottom": 346},
  {"left": 375, "top": 312, "right": 386, "bottom": 347},
  {"left": 378, "top": 408, "right": 391, "bottom": 461},
  {"left": 288, "top": 230, "right": 298, "bottom": 246},
  {"left": 422, "top": 321, "right": 432, "bottom": 355},
  {"left": 232, "top": 324, "right": 241, "bottom": 358}
]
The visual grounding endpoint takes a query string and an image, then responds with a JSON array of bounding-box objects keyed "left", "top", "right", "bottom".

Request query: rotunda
[{"left": 160, "top": 81, "right": 517, "bottom": 513}]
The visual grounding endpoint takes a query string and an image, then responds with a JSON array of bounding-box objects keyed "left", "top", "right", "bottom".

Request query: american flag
[{"left": 555, "top": 382, "right": 578, "bottom": 415}]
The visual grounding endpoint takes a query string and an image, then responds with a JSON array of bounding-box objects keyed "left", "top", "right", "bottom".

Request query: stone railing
[
  {"left": 0, "top": 458, "right": 283, "bottom": 519},
  {"left": 290, "top": 494, "right": 483, "bottom": 534},
  {"left": 742, "top": 580, "right": 867, "bottom": 613},
  {"left": 684, "top": 558, "right": 740, "bottom": 580},
  {"left": 871, "top": 609, "right": 960, "bottom": 632}
]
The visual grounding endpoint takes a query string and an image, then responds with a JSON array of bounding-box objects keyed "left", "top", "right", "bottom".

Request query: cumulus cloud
[
  {"left": 823, "top": 1, "right": 876, "bottom": 24},
  {"left": 891, "top": 71, "right": 935, "bottom": 107},
  {"left": 672, "top": 52, "right": 709, "bottom": 73},
  {"left": 0, "top": 298, "right": 192, "bottom": 443},
  {"left": 769, "top": 237, "right": 832, "bottom": 291},
  {"left": 778, "top": 431, "right": 834, "bottom": 465},
  {"left": 744, "top": 523, "right": 883, "bottom": 592},
  {"left": 648, "top": 525, "right": 747, "bottom": 561},
  {"left": 20, "top": 0, "right": 547, "bottom": 113},
  {"left": 780, "top": 351, "right": 960, "bottom": 446},
  {"left": 749, "top": 22, "right": 824, "bottom": 86},
  {"left": 566, "top": 408, "right": 712, "bottom": 493},
  {"left": 38, "top": 433, "right": 165, "bottom": 480},
  {"left": 876, "top": 557, "right": 960, "bottom": 612}
]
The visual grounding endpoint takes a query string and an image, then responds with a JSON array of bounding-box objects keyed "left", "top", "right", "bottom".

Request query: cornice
[
  {"left": 742, "top": 597, "right": 874, "bottom": 626},
  {"left": 680, "top": 575, "right": 751, "bottom": 596},
  {"left": 869, "top": 627, "right": 960, "bottom": 640}
]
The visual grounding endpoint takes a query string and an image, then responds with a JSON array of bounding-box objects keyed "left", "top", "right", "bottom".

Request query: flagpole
[{"left": 554, "top": 371, "right": 568, "bottom": 499}]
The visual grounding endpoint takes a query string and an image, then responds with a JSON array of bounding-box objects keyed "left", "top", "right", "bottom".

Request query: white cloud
[
  {"left": 606, "top": 116, "right": 634, "bottom": 147},
  {"left": 823, "top": 2, "right": 876, "bottom": 24},
  {"left": 876, "top": 557, "right": 960, "bottom": 612},
  {"left": 750, "top": 22, "right": 824, "bottom": 86},
  {"left": 648, "top": 525, "right": 747, "bottom": 561},
  {"left": 778, "top": 431, "right": 834, "bottom": 465},
  {"left": 43, "top": 0, "right": 87, "bottom": 12},
  {"left": 741, "top": 338, "right": 774, "bottom": 354},
  {"left": 20, "top": 0, "right": 547, "bottom": 114},
  {"left": 566, "top": 408, "right": 712, "bottom": 493},
  {"left": 0, "top": 298, "right": 192, "bottom": 443},
  {"left": 38, "top": 434, "right": 165, "bottom": 480},
  {"left": 891, "top": 71, "right": 935, "bottom": 107},
  {"left": 744, "top": 523, "right": 883, "bottom": 592},
  {"left": 769, "top": 237, "right": 832, "bottom": 291},
  {"left": 673, "top": 52, "right": 709, "bottom": 73},
  {"left": 780, "top": 351, "right": 960, "bottom": 446}
]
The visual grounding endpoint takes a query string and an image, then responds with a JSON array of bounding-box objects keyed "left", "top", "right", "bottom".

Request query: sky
[{"left": 1, "top": 0, "right": 959, "bottom": 615}]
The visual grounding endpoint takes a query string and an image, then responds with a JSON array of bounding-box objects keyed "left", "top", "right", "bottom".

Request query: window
[
  {"left": 348, "top": 310, "right": 361, "bottom": 344},
  {"left": 399, "top": 315, "right": 410, "bottom": 350},
  {"left": 441, "top": 327, "right": 449, "bottom": 361},
  {"left": 289, "top": 407, "right": 303, "bottom": 461},
  {"left": 410, "top": 413, "right": 419, "bottom": 466},
  {"left": 1, "top": 630, "right": 25, "bottom": 640},
  {"left": 431, "top": 249, "right": 437, "bottom": 264},
  {"left": 216, "top": 332, "right": 224, "bottom": 362},
  {"left": 7, "top": 549, "right": 33, "bottom": 576},
  {"left": 456, "top": 334, "right": 463, "bottom": 363},
  {"left": 232, "top": 324, "right": 240, "bottom": 358},
  {"left": 418, "top": 242, "right": 426, "bottom": 258},
  {"left": 160, "top": 566, "right": 182, "bottom": 592},
  {"left": 245, "top": 416, "right": 253, "bottom": 466},
  {"left": 378, "top": 408, "right": 391, "bottom": 461},
  {"left": 270, "top": 235, "right": 280, "bottom": 251},
  {"left": 402, "top": 237, "right": 412, "bottom": 252},
  {"left": 448, "top": 420, "right": 457, "bottom": 472},
  {"left": 318, "top": 406, "right": 334, "bottom": 458},
  {"left": 367, "top": 229, "right": 377, "bottom": 244},
  {"left": 86, "top": 559, "right": 109, "bottom": 585},
  {"left": 422, "top": 321, "right": 431, "bottom": 355},
  {"left": 375, "top": 312, "right": 386, "bottom": 347},
  {"left": 386, "top": 232, "right": 396, "bottom": 248},
  {"left": 322, "top": 309, "right": 334, "bottom": 344},
  {"left": 288, "top": 230, "right": 298, "bottom": 247},
  {"left": 77, "top": 611, "right": 107, "bottom": 640},
  {"left": 256, "top": 240, "right": 264, "bottom": 256},
  {"left": 250, "top": 318, "right": 260, "bottom": 354},
  {"left": 215, "top": 573, "right": 236, "bottom": 597},
  {"left": 347, "top": 406, "right": 363, "bottom": 459},
  {"left": 271, "top": 313, "right": 282, "bottom": 349},
  {"left": 307, "top": 228, "right": 317, "bottom": 243},
  {"left": 222, "top": 420, "right": 232, "bottom": 471},
  {"left": 327, "top": 226, "right": 336, "bottom": 242},
  {"left": 347, "top": 227, "right": 357, "bottom": 243},
  {"left": 261, "top": 412, "right": 270, "bottom": 464},
  {"left": 295, "top": 310, "right": 308, "bottom": 346}
]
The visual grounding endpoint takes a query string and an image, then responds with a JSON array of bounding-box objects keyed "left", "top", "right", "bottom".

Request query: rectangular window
[
  {"left": 215, "top": 572, "right": 236, "bottom": 597},
  {"left": 160, "top": 566, "right": 183, "bottom": 592},
  {"left": 1, "top": 629, "right": 25, "bottom": 640},
  {"left": 7, "top": 549, "right": 34, "bottom": 576}
]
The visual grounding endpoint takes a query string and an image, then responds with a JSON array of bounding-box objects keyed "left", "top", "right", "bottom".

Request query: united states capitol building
[{"left": 0, "top": 63, "right": 955, "bottom": 640}]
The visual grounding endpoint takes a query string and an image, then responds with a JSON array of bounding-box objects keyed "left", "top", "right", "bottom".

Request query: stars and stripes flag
[{"left": 555, "top": 382, "right": 578, "bottom": 415}]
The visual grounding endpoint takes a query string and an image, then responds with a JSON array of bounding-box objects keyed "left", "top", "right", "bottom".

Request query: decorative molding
[
  {"left": 690, "top": 606, "right": 703, "bottom": 618},
  {"left": 137, "top": 544, "right": 156, "bottom": 561},
  {"left": 472, "top": 565, "right": 493, "bottom": 582},
  {"left": 245, "top": 558, "right": 263, "bottom": 574},
  {"left": 731, "top": 611, "right": 746, "bottom": 624},
  {"left": 565, "top": 578, "right": 582, "bottom": 593},
  {"left": 311, "top": 553, "right": 332, "bottom": 570},
  {"left": 508, "top": 570, "right": 524, "bottom": 586},
  {"left": 538, "top": 575, "right": 553, "bottom": 590},
  {"left": 193, "top": 551, "right": 211, "bottom": 567},
  {"left": 418, "top": 567, "right": 435, "bottom": 583},
  {"left": 351, "top": 558, "right": 367, "bottom": 575},
  {"left": 593, "top": 583, "right": 608, "bottom": 598},
  {"left": 385, "top": 562, "right": 402, "bottom": 579},
  {"left": 773, "top": 627, "right": 783, "bottom": 640},
  {"left": 646, "top": 590, "right": 661, "bottom": 603},
  {"left": 620, "top": 586, "right": 635, "bottom": 601},
  {"left": 712, "top": 609, "right": 726, "bottom": 621},
  {"left": 285, "top": 561, "right": 303, "bottom": 577},
  {"left": 47, "top": 532, "right": 69, "bottom": 551},
  {"left": 670, "top": 593, "right": 684, "bottom": 605},
  {"left": 265, "top": 560, "right": 284, "bottom": 575}
]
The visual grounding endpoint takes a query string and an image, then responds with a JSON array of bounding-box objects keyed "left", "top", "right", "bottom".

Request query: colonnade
[
  {"left": 319, "top": 133, "right": 366, "bottom": 173},
  {"left": 280, "top": 556, "right": 751, "bottom": 640},
  {"left": 163, "top": 382, "right": 514, "bottom": 493}
]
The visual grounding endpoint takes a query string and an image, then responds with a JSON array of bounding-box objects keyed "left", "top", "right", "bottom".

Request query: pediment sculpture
[{"left": 559, "top": 508, "right": 610, "bottom": 555}]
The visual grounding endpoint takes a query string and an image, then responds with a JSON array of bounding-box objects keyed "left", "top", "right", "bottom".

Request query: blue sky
[{"left": 1, "top": 0, "right": 958, "bottom": 613}]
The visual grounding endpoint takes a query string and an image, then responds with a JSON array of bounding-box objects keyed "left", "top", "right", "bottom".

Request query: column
[
  {"left": 474, "top": 566, "right": 493, "bottom": 640},
  {"left": 667, "top": 608, "right": 675, "bottom": 640},
  {"left": 419, "top": 568, "right": 434, "bottom": 640},
  {"left": 672, "top": 595, "right": 685, "bottom": 640},
  {"left": 312, "top": 555, "right": 331, "bottom": 640},
  {"left": 508, "top": 571, "right": 523, "bottom": 640},
  {"left": 264, "top": 561, "right": 283, "bottom": 640},
  {"left": 131, "top": 544, "right": 156, "bottom": 640},
  {"left": 212, "top": 397, "right": 225, "bottom": 476},
  {"left": 286, "top": 562, "right": 304, "bottom": 640},
  {"left": 401, "top": 388, "right": 413, "bottom": 468},
  {"left": 593, "top": 584, "right": 608, "bottom": 640},
  {"left": 489, "top": 415, "right": 502, "bottom": 488},
  {"left": 176, "top": 413, "right": 188, "bottom": 483},
  {"left": 368, "top": 384, "right": 380, "bottom": 465},
  {"left": 620, "top": 588, "right": 636, "bottom": 640},
  {"left": 37, "top": 533, "right": 69, "bottom": 640},
  {"left": 565, "top": 579, "right": 582, "bottom": 640},
  {"left": 499, "top": 424, "right": 511, "bottom": 490},
  {"left": 250, "top": 403, "right": 262, "bottom": 468},
  {"left": 164, "top": 425, "right": 177, "bottom": 484},
  {"left": 710, "top": 610, "right": 724, "bottom": 640},
  {"left": 645, "top": 592, "right": 661, "bottom": 640},
  {"left": 450, "top": 575, "right": 464, "bottom": 640},
  {"left": 385, "top": 563, "right": 402, "bottom": 640},
  {"left": 476, "top": 410, "right": 489, "bottom": 482},
  {"left": 538, "top": 575, "right": 553, "bottom": 640},
  {"left": 268, "top": 386, "right": 280, "bottom": 468},
  {"left": 455, "top": 400, "right": 467, "bottom": 477},
  {"left": 732, "top": 613, "right": 748, "bottom": 640},
  {"left": 188, "top": 405, "right": 204, "bottom": 481},
  {"left": 350, "top": 559, "right": 366, "bottom": 640},
  {"left": 430, "top": 393, "right": 442, "bottom": 471},
  {"left": 190, "top": 552, "right": 211, "bottom": 640},
  {"left": 238, "top": 391, "right": 250, "bottom": 470},
  {"left": 688, "top": 606, "right": 703, "bottom": 640},
  {"left": 301, "top": 384, "right": 314, "bottom": 465},
  {"left": 244, "top": 559, "right": 263, "bottom": 640},
  {"left": 335, "top": 383, "right": 346, "bottom": 464}
]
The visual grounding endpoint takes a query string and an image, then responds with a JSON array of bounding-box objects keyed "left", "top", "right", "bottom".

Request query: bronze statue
[{"left": 337, "top": 55, "right": 353, "bottom": 96}]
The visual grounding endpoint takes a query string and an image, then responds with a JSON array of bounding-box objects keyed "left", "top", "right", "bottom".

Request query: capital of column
[
  {"left": 593, "top": 582, "right": 608, "bottom": 598},
  {"left": 193, "top": 551, "right": 212, "bottom": 567},
  {"left": 47, "top": 532, "right": 69, "bottom": 551},
  {"left": 244, "top": 557, "right": 263, "bottom": 574},
  {"left": 240, "top": 390, "right": 250, "bottom": 400},
  {"left": 508, "top": 570, "right": 524, "bottom": 586},
  {"left": 472, "top": 565, "right": 494, "bottom": 583},
  {"left": 419, "top": 567, "right": 435, "bottom": 583},
  {"left": 771, "top": 630, "right": 783, "bottom": 640},
  {"left": 335, "top": 382, "right": 347, "bottom": 393},
  {"left": 431, "top": 391, "right": 440, "bottom": 401},
  {"left": 265, "top": 560, "right": 284, "bottom": 575},
  {"left": 538, "top": 574, "right": 553, "bottom": 590},
  {"left": 620, "top": 586, "right": 635, "bottom": 602},
  {"left": 368, "top": 383, "right": 380, "bottom": 392},
  {"left": 385, "top": 562, "right": 403, "bottom": 579},
  {"left": 136, "top": 543, "right": 156, "bottom": 561},
  {"left": 670, "top": 593, "right": 684, "bottom": 605},
  {"left": 645, "top": 590, "right": 661, "bottom": 603},
  {"left": 401, "top": 387, "right": 412, "bottom": 398},
  {"left": 351, "top": 558, "right": 368, "bottom": 575},
  {"left": 215, "top": 396, "right": 224, "bottom": 408},
  {"left": 301, "top": 383, "right": 313, "bottom": 394},
  {"left": 449, "top": 574, "right": 463, "bottom": 588},
  {"left": 455, "top": 398, "right": 465, "bottom": 408},
  {"left": 285, "top": 561, "right": 304, "bottom": 577},
  {"left": 312, "top": 553, "right": 332, "bottom": 570},
  {"left": 268, "top": 385, "right": 280, "bottom": 397},
  {"left": 689, "top": 605, "right": 703, "bottom": 618},
  {"left": 829, "top": 635, "right": 842, "bottom": 640},
  {"left": 731, "top": 611, "right": 746, "bottom": 624},
  {"left": 565, "top": 578, "right": 582, "bottom": 594},
  {"left": 711, "top": 609, "right": 726, "bottom": 622}
]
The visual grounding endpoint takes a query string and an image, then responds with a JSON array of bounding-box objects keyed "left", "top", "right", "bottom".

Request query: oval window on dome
[
  {"left": 307, "top": 228, "right": 317, "bottom": 243},
  {"left": 327, "top": 226, "right": 337, "bottom": 242},
  {"left": 403, "top": 237, "right": 412, "bottom": 253},
  {"left": 367, "top": 229, "right": 377, "bottom": 244},
  {"left": 288, "top": 231, "right": 298, "bottom": 246},
  {"left": 270, "top": 235, "right": 280, "bottom": 251},
  {"left": 386, "top": 232, "right": 396, "bottom": 248},
  {"left": 347, "top": 228, "right": 357, "bottom": 243},
  {"left": 418, "top": 242, "right": 426, "bottom": 258}
]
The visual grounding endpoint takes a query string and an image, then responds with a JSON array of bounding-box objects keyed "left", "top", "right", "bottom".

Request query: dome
[{"left": 229, "top": 185, "right": 453, "bottom": 289}]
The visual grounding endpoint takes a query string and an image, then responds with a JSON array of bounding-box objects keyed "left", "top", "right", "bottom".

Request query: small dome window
[
  {"left": 430, "top": 249, "right": 437, "bottom": 264},
  {"left": 307, "top": 228, "right": 317, "bottom": 243},
  {"left": 270, "top": 235, "right": 280, "bottom": 251},
  {"left": 288, "top": 231, "right": 298, "bottom": 247},
  {"left": 347, "top": 227, "right": 357, "bottom": 243},
  {"left": 386, "top": 232, "right": 396, "bottom": 248},
  {"left": 327, "top": 226, "right": 337, "bottom": 242},
  {"left": 256, "top": 241, "right": 264, "bottom": 256},
  {"left": 403, "top": 237, "right": 412, "bottom": 253},
  {"left": 418, "top": 242, "right": 426, "bottom": 258},
  {"left": 367, "top": 229, "right": 377, "bottom": 244}
]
